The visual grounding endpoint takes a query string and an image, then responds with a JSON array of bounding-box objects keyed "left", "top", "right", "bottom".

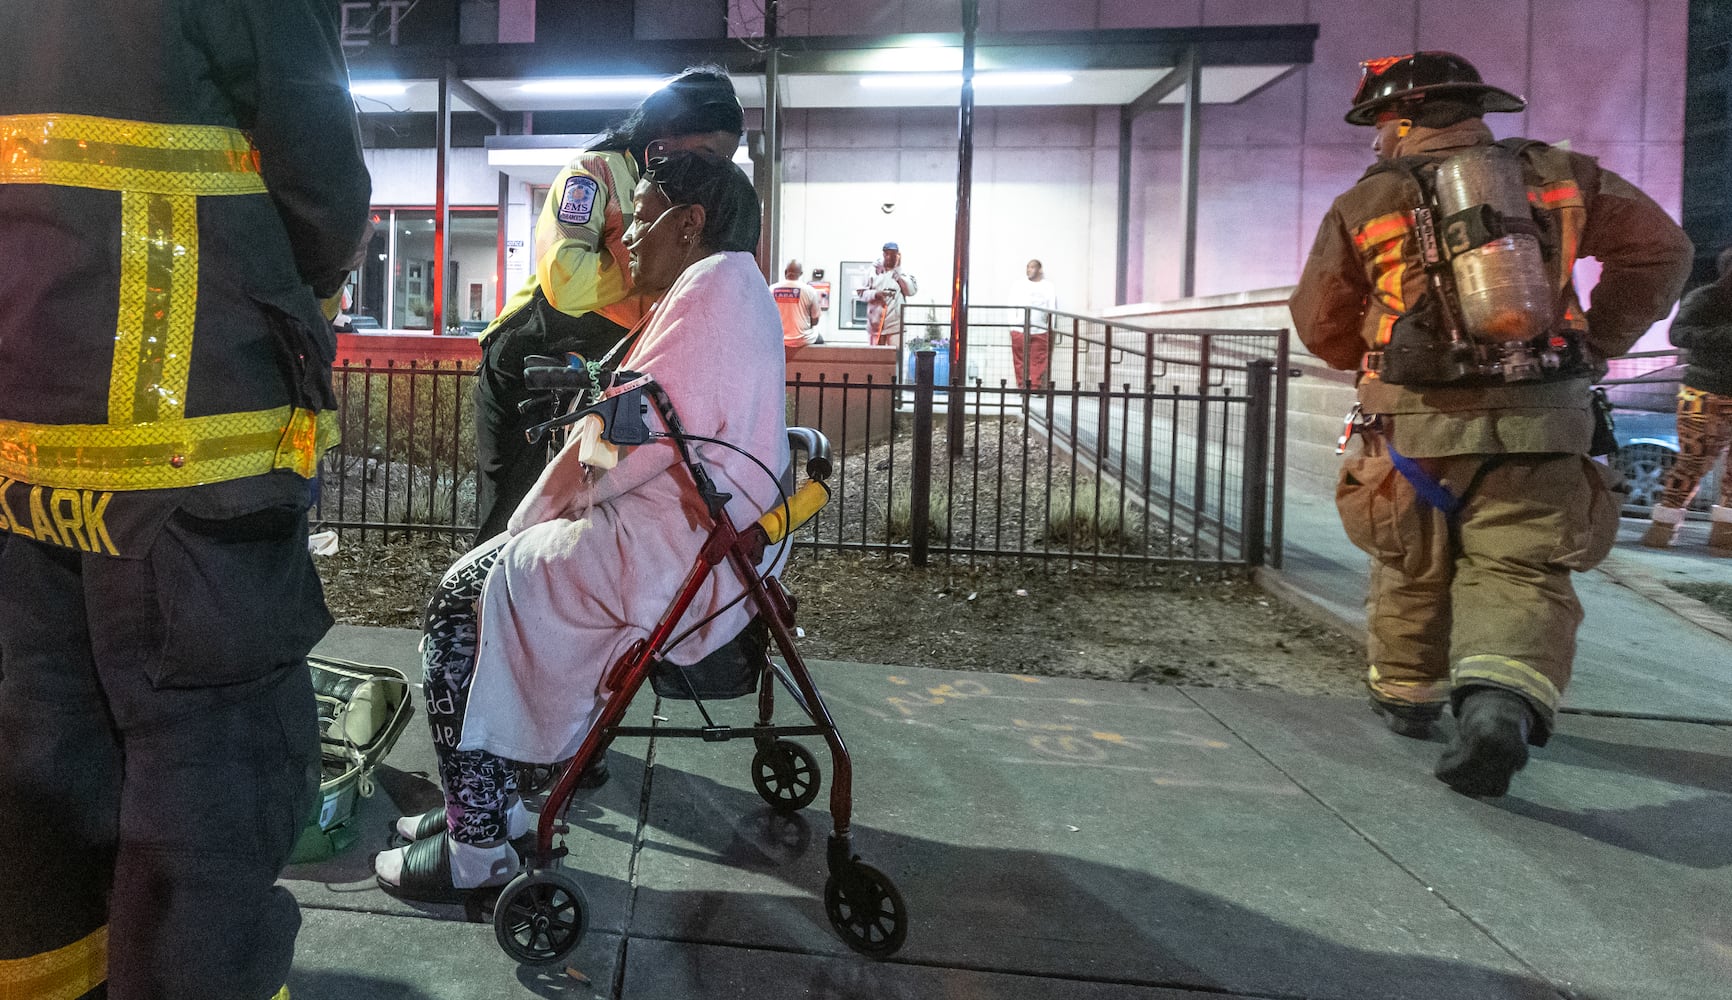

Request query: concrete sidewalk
[
  {"left": 284, "top": 580, "right": 1732, "bottom": 1000},
  {"left": 1269, "top": 493, "right": 1732, "bottom": 721}
]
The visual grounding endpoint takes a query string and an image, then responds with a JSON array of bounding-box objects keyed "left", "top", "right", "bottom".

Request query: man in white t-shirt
[
  {"left": 770, "top": 258, "right": 825, "bottom": 348},
  {"left": 859, "top": 242, "right": 918, "bottom": 347},
  {"left": 1013, "top": 258, "right": 1056, "bottom": 389}
]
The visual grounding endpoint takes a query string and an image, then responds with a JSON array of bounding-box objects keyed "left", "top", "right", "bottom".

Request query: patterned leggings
[
  {"left": 1657, "top": 386, "right": 1732, "bottom": 510},
  {"left": 422, "top": 535, "right": 518, "bottom": 846}
]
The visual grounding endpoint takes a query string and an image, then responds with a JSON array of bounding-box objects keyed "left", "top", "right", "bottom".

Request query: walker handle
[
  {"left": 757, "top": 479, "right": 831, "bottom": 545},
  {"left": 786, "top": 427, "right": 832, "bottom": 482}
]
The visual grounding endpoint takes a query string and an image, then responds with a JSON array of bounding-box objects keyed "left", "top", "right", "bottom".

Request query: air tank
[{"left": 1433, "top": 146, "right": 1554, "bottom": 343}]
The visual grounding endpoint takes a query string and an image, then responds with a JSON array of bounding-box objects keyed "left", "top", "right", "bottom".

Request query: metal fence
[
  {"left": 317, "top": 316, "right": 1287, "bottom": 568},
  {"left": 883, "top": 304, "right": 1289, "bottom": 565},
  {"left": 314, "top": 360, "right": 480, "bottom": 541}
]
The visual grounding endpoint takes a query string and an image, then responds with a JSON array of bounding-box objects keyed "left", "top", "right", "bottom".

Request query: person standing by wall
[
  {"left": 472, "top": 69, "right": 744, "bottom": 544},
  {"left": 1013, "top": 258, "right": 1057, "bottom": 389},
  {"left": 0, "top": 1, "right": 371, "bottom": 995},
  {"left": 860, "top": 241, "right": 918, "bottom": 347},
  {"left": 1641, "top": 246, "right": 1732, "bottom": 552},
  {"left": 772, "top": 258, "right": 826, "bottom": 349},
  {"left": 1289, "top": 51, "right": 1692, "bottom": 797}
]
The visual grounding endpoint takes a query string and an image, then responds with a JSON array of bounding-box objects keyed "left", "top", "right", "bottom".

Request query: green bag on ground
[{"left": 289, "top": 655, "right": 414, "bottom": 864}]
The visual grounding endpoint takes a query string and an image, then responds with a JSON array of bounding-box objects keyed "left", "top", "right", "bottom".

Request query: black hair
[
  {"left": 591, "top": 66, "right": 745, "bottom": 164},
  {"left": 1717, "top": 247, "right": 1732, "bottom": 283},
  {"left": 642, "top": 151, "right": 761, "bottom": 253}
]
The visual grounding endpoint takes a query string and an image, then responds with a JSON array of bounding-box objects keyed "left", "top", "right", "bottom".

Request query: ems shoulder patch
[{"left": 558, "top": 175, "right": 600, "bottom": 226}]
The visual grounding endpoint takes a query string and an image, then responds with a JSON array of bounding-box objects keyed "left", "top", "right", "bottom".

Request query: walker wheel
[
  {"left": 823, "top": 861, "right": 907, "bottom": 958},
  {"left": 750, "top": 739, "right": 821, "bottom": 812},
  {"left": 494, "top": 869, "right": 588, "bottom": 967}
]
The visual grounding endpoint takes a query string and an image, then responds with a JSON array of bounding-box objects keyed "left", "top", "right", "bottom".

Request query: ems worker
[
  {"left": 473, "top": 69, "right": 744, "bottom": 543},
  {"left": 1289, "top": 52, "right": 1692, "bottom": 797},
  {"left": 772, "top": 258, "right": 827, "bottom": 349},
  {"left": 860, "top": 242, "right": 919, "bottom": 347},
  {"left": 0, "top": 2, "right": 370, "bottom": 997}
]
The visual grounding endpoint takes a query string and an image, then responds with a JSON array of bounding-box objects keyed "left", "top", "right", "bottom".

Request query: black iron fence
[
  {"left": 317, "top": 319, "right": 1287, "bottom": 567},
  {"left": 884, "top": 304, "right": 1289, "bottom": 564},
  {"left": 314, "top": 360, "right": 479, "bottom": 541}
]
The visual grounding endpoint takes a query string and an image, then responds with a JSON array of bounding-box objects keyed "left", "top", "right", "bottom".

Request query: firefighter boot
[
  {"left": 1709, "top": 506, "right": 1732, "bottom": 554},
  {"left": 1640, "top": 504, "right": 1684, "bottom": 548},
  {"left": 1435, "top": 687, "right": 1534, "bottom": 797},
  {"left": 1369, "top": 696, "right": 1444, "bottom": 739}
]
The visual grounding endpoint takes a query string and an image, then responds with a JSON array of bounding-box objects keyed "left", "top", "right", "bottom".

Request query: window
[{"left": 351, "top": 207, "right": 500, "bottom": 331}]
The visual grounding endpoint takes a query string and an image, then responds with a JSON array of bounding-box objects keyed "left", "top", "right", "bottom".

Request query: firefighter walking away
[{"left": 1289, "top": 51, "right": 1692, "bottom": 797}]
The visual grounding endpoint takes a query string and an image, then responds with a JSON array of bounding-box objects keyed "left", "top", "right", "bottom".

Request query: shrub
[
  {"left": 1046, "top": 480, "right": 1143, "bottom": 551},
  {"left": 886, "top": 484, "right": 950, "bottom": 543}
]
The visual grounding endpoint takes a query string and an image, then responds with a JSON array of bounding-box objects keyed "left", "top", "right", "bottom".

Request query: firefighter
[
  {"left": 471, "top": 69, "right": 744, "bottom": 544},
  {"left": 1289, "top": 52, "right": 1692, "bottom": 797},
  {"left": 0, "top": 2, "right": 370, "bottom": 997}
]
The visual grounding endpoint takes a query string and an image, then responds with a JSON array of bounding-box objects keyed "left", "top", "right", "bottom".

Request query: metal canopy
[
  {"left": 345, "top": 23, "right": 1316, "bottom": 329},
  {"left": 345, "top": 24, "right": 1316, "bottom": 113}
]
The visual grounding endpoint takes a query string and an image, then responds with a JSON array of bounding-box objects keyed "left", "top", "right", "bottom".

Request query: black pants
[
  {"left": 0, "top": 514, "right": 327, "bottom": 1000},
  {"left": 472, "top": 302, "right": 629, "bottom": 545}
]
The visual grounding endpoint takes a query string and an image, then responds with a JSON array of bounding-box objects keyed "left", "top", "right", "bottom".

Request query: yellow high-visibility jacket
[{"left": 483, "top": 149, "right": 648, "bottom": 343}]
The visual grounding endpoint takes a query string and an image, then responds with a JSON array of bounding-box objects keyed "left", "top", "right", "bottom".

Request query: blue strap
[{"left": 1387, "top": 443, "right": 1461, "bottom": 520}]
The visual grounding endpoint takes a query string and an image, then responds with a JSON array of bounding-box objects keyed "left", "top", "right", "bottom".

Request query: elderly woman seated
[{"left": 376, "top": 151, "right": 790, "bottom": 900}]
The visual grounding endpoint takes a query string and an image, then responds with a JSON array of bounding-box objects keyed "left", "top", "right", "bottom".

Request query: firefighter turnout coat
[
  {"left": 0, "top": 0, "right": 371, "bottom": 558},
  {"left": 1290, "top": 118, "right": 1692, "bottom": 459}
]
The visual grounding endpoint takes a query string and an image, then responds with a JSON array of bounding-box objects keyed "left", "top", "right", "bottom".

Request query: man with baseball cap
[{"left": 860, "top": 241, "right": 918, "bottom": 346}]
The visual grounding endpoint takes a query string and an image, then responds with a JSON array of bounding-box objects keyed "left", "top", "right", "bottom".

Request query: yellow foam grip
[{"left": 756, "top": 480, "right": 831, "bottom": 545}]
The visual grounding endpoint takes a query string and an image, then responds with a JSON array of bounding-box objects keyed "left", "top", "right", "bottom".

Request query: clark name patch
[
  {"left": 0, "top": 478, "right": 119, "bottom": 556},
  {"left": 557, "top": 175, "right": 600, "bottom": 226}
]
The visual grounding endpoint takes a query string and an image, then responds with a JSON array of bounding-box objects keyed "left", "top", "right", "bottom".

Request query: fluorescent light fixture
[
  {"left": 350, "top": 81, "right": 408, "bottom": 98},
  {"left": 488, "top": 147, "right": 583, "bottom": 167},
  {"left": 489, "top": 144, "right": 752, "bottom": 170},
  {"left": 859, "top": 72, "right": 1074, "bottom": 90},
  {"left": 867, "top": 43, "right": 962, "bottom": 73},
  {"left": 519, "top": 77, "right": 670, "bottom": 96}
]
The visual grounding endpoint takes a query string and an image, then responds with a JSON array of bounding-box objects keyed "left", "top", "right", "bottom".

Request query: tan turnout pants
[{"left": 1335, "top": 435, "right": 1624, "bottom": 737}]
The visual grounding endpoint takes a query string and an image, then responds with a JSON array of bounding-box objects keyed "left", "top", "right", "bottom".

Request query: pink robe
[{"left": 459, "top": 251, "right": 791, "bottom": 763}]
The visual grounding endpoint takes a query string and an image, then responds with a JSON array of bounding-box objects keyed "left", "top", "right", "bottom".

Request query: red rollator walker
[{"left": 488, "top": 357, "right": 908, "bottom": 967}]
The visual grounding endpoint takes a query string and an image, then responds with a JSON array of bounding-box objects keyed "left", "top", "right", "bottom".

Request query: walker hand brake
[{"left": 585, "top": 382, "right": 652, "bottom": 446}]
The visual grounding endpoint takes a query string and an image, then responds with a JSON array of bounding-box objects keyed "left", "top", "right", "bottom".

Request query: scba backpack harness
[{"left": 1366, "top": 139, "right": 1590, "bottom": 388}]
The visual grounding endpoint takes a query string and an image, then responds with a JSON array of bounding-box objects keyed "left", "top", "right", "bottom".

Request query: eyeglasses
[{"left": 623, "top": 198, "right": 692, "bottom": 245}]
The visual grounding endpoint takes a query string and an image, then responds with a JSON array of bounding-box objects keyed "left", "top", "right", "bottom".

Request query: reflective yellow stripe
[
  {"left": 1534, "top": 180, "right": 1583, "bottom": 209},
  {"left": 0, "top": 113, "right": 265, "bottom": 196},
  {"left": 109, "top": 192, "right": 197, "bottom": 423},
  {"left": 0, "top": 113, "right": 322, "bottom": 492},
  {"left": 271, "top": 986, "right": 290, "bottom": 1000},
  {"left": 0, "top": 926, "right": 106, "bottom": 1000},
  {"left": 1452, "top": 655, "right": 1561, "bottom": 713},
  {"left": 1351, "top": 210, "right": 1410, "bottom": 251},
  {"left": 0, "top": 409, "right": 338, "bottom": 492}
]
